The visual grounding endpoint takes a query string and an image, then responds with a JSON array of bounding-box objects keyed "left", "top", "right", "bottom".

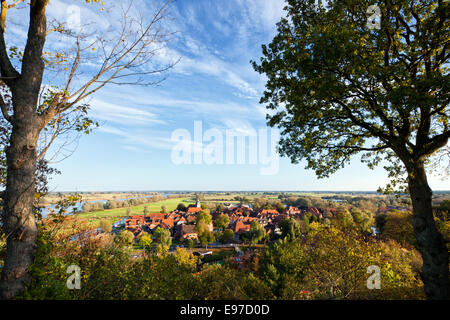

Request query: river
[{"left": 40, "top": 193, "right": 176, "bottom": 217}]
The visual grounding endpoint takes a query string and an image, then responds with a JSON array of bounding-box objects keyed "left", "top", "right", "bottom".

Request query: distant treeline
[{"left": 278, "top": 194, "right": 413, "bottom": 212}]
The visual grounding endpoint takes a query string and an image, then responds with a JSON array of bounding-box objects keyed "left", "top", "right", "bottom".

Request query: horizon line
[{"left": 46, "top": 190, "right": 450, "bottom": 193}]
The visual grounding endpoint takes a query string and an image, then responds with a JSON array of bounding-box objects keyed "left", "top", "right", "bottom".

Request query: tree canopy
[
  {"left": 214, "top": 214, "right": 230, "bottom": 229},
  {"left": 253, "top": 0, "right": 448, "bottom": 184},
  {"left": 252, "top": 0, "right": 449, "bottom": 299}
]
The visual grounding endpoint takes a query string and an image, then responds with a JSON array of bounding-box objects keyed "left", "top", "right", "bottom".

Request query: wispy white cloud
[
  {"left": 151, "top": 0, "right": 283, "bottom": 99},
  {"left": 154, "top": 44, "right": 258, "bottom": 99},
  {"left": 113, "top": 92, "right": 264, "bottom": 121},
  {"left": 98, "top": 125, "right": 174, "bottom": 152},
  {"left": 90, "top": 99, "right": 166, "bottom": 126},
  {"left": 221, "top": 118, "right": 258, "bottom": 137}
]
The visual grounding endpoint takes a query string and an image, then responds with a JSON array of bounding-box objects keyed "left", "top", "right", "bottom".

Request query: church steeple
[{"left": 196, "top": 198, "right": 201, "bottom": 208}]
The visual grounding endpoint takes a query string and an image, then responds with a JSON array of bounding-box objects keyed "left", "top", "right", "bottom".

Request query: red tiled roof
[
  {"left": 187, "top": 207, "right": 202, "bottom": 214},
  {"left": 161, "top": 218, "right": 174, "bottom": 229},
  {"left": 186, "top": 215, "right": 197, "bottom": 223},
  {"left": 259, "top": 209, "right": 279, "bottom": 215},
  {"left": 308, "top": 207, "right": 321, "bottom": 216},
  {"left": 272, "top": 215, "right": 289, "bottom": 226},
  {"left": 237, "top": 216, "right": 256, "bottom": 223},
  {"left": 146, "top": 213, "right": 166, "bottom": 220},
  {"left": 285, "top": 206, "right": 301, "bottom": 214},
  {"left": 176, "top": 224, "right": 198, "bottom": 240},
  {"left": 234, "top": 221, "right": 251, "bottom": 234}
]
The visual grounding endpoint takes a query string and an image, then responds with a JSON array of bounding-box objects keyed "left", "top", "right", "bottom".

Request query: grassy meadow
[{"left": 75, "top": 197, "right": 195, "bottom": 227}]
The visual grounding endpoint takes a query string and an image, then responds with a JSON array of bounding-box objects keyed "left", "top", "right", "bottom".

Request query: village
[{"left": 120, "top": 198, "right": 333, "bottom": 246}]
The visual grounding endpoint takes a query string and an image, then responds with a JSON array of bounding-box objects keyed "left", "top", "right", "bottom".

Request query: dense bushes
[
  {"left": 381, "top": 210, "right": 416, "bottom": 247},
  {"left": 18, "top": 215, "right": 425, "bottom": 300},
  {"left": 256, "top": 223, "right": 424, "bottom": 299},
  {"left": 194, "top": 264, "right": 273, "bottom": 299}
]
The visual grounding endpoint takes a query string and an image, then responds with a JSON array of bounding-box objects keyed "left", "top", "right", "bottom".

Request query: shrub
[{"left": 99, "top": 220, "right": 112, "bottom": 233}]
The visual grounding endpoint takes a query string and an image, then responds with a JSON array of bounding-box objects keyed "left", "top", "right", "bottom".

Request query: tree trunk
[
  {"left": 0, "top": 0, "right": 47, "bottom": 297},
  {"left": 0, "top": 111, "right": 40, "bottom": 299},
  {"left": 407, "top": 161, "right": 449, "bottom": 300}
]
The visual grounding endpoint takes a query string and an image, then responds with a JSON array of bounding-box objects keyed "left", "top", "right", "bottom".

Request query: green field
[{"left": 76, "top": 197, "right": 195, "bottom": 225}]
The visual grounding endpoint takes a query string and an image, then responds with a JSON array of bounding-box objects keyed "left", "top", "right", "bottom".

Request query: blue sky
[{"left": 8, "top": 0, "right": 448, "bottom": 192}]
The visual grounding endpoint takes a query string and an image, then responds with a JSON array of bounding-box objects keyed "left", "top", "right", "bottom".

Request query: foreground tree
[
  {"left": 176, "top": 203, "right": 187, "bottom": 212},
  {"left": 243, "top": 221, "right": 266, "bottom": 245},
  {"left": 382, "top": 210, "right": 416, "bottom": 247},
  {"left": 138, "top": 233, "right": 153, "bottom": 250},
  {"left": 198, "top": 230, "right": 215, "bottom": 248},
  {"left": 0, "top": 0, "right": 175, "bottom": 299},
  {"left": 253, "top": 0, "right": 449, "bottom": 299},
  {"left": 153, "top": 227, "right": 171, "bottom": 247},
  {"left": 279, "top": 217, "right": 302, "bottom": 241},
  {"left": 214, "top": 213, "right": 230, "bottom": 230},
  {"left": 220, "top": 229, "right": 235, "bottom": 243},
  {"left": 116, "top": 230, "right": 134, "bottom": 246},
  {"left": 99, "top": 220, "right": 112, "bottom": 233}
]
